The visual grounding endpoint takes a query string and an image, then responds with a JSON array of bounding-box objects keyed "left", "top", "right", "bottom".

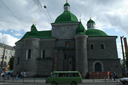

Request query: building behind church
[{"left": 13, "top": 1, "right": 122, "bottom": 78}]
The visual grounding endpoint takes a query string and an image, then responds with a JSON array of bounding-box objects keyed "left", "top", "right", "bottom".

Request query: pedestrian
[
  {"left": 23, "top": 71, "right": 26, "bottom": 78},
  {"left": 0, "top": 68, "right": 2, "bottom": 80},
  {"left": 21, "top": 71, "right": 23, "bottom": 79},
  {"left": 112, "top": 71, "right": 116, "bottom": 81},
  {"left": 16, "top": 71, "right": 18, "bottom": 80},
  {"left": 109, "top": 71, "right": 112, "bottom": 79}
]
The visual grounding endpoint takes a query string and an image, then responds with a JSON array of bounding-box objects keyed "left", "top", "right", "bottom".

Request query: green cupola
[
  {"left": 54, "top": 0, "right": 78, "bottom": 23},
  {"left": 87, "top": 17, "right": 95, "bottom": 29},
  {"left": 76, "top": 22, "right": 86, "bottom": 35},
  {"left": 64, "top": 0, "right": 70, "bottom": 11},
  {"left": 30, "top": 24, "right": 38, "bottom": 35}
]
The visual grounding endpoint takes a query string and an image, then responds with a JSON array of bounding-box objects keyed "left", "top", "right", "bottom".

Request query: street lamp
[
  {"left": 0, "top": 44, "right": 6, "bottom": 69},
  {"left": 120, "top": 36, "right": 127, "bottom": 76}
]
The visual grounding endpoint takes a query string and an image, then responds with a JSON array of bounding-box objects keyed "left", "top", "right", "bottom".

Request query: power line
[
  {"left": 33, "top": 0, "right": 52, "bottom": 23},
  {"left": 42, "top": 0, "right": 53, "bottom": 22},
  {"left": 1, "top": 0, "right": 26, "bottom": 29},
  {"left": 0, "top": 20, "right": 12, "bottom": 29}
]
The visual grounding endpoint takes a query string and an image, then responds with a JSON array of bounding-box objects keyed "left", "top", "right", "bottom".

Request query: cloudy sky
[{"left": 0, "top": 0, "right": 128, "bottom": 59}]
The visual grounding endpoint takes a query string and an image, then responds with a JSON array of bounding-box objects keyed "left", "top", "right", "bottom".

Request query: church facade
[{"left": 13, "top": 1, "right": 122, "bottom": 78}]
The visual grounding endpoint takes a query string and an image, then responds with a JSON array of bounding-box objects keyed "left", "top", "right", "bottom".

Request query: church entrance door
[{"left": 95, "top": 63, "right": 102, "bottom": 72}]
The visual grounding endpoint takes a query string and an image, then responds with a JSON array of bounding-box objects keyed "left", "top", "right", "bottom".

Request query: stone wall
[
  {"left": 87, "top": 37, "right": 118, "bottom": 58},
  {"left": 51, "top": 23, "right": 79, "bottom": 39},
  {"left": 37, "top": 60, "right": 53, "bottom": 76},
  {"left": 88, "top": 59, "right": 122, "bottom": 77}
]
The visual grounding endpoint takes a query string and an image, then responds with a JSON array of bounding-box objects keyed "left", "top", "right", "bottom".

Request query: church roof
[
  {"left": 76, "top": 22, "right": 86, "bottom": 35},
  {"left": 87, "top": 18, "right": 95, "bottom": 24},
  {"left": 17, "top": 30, "right": 55, "bottom": 42},
  {"left": 85, "top": 29, "right": 108, "bottom": 36},
  {"left": 64, "top": 2, "right": 70, "bottom": 6},
  {"left": 55, "top": 11, "right": 78, "bottom": 23}
]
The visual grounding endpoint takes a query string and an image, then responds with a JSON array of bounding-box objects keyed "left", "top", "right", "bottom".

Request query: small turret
[
  {"left": 30, "top": 24, "right": 38, "bottom": 35},
  {"left": 87, "top": 17, "right": 95, "bottom": 29},
  {"left": 64, "top": 0, "right": 70, "bottom": 11}
]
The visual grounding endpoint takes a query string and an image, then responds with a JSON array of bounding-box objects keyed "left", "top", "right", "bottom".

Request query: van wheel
[
  {"left": 52, "top": 81, "right": 58, "bottom": 85},
  {"left": 71, "top": 81, "right": 77, "bottom": 85}
]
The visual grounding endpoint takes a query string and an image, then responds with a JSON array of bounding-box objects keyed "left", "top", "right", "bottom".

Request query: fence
[{"left": 0, "top": 76, "right": 120, "bottom": 83}]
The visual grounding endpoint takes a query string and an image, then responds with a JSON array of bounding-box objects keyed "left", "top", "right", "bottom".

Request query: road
[{"left": 0, "top": 82, "right": 123, "bottom": 85}]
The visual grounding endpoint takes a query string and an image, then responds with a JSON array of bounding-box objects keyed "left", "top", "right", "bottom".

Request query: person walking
[
  {"left": 109, "top": 71, "right": 112, "bottom": 79},
  {"left": 16, "top": 71, "right": 18, "bottom": 80},
  {"left": 112, "top": 71, "right": 116, "bottom": 81},
  {"left": 21, "top": 71, "right": 23, "bottom": 79},
  {"left": 23, "top": 71, "right": 26, "bottom": 78}
]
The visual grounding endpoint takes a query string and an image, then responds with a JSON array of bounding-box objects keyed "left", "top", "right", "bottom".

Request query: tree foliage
[{"left": 9, "top": 56, "right": 14, "bottom": 70}]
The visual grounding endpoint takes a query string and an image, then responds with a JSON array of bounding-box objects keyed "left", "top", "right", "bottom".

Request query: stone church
[{"left": 13, "top": 1, "right": 122, "bottom": 77}]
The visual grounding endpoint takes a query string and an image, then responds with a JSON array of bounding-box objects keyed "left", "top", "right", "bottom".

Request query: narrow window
[
  {"left": 64, "top": 54, "right": 67, "bottom": 59},
  {"left": 43, "top": 50, "right": 45, "bottom": 59},
  {"left": 4, "top": 61, "right": 6, "bottom": 66},
  {"left": 28, "top": 49, "right": 31, "bottom": 59},
  {"left": 91, "top": 44, "right": 93, "bottom": 49},
  {"left": 101, "top": 44, "right": 104, "bottom": 49},
  {"left": 6, "top": 50, "right": 8, "bottom": 54},
  {"left": 5, "top": 56, "right": 7, "bottom": 59}
]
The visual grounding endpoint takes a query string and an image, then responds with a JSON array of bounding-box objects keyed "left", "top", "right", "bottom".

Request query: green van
[{"left": 46, "top": 71, "right": 82, "bottom": 85}]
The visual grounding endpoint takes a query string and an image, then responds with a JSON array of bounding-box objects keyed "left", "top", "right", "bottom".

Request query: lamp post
[
  {"left": 120, "top": 36, "right": 127, "bottom": 76},
  {"left": 1, "top": 44, "right": 6, "bottom": 69}
]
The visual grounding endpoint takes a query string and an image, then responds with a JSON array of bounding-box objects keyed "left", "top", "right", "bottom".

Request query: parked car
[
  {"left": 120, "top": 77, "right": 128, "bottom": 84},
  {"left": 2, "top": 71, "right": 13, "bottom": 77},
  {"left": 46, "top": 71, "right": 82, "bottom": 85}
]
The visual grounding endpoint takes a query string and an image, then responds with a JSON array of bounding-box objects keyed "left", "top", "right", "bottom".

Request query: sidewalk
[{"left": 0, "top": 76, "right": 120, "bottom": 84}]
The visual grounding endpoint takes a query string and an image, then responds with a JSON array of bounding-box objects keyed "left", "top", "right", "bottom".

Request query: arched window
[
  {"left": 41, "top": 50, "right": 45, "bottom": 59},
  {"left": 91, "top": 44, "right": 94, "bottom": 49},
  {"left": 101, "top": 44, "right": 104, "bottom": 49},
  {"left": 95, "top": 62, "right": 102, "bottom": 72},
  {"left": 28, "top": 49, "right": 31, "bottom": 59},
  {"left": 65, "top": 41, "right": 70, "bottom": 47},
  {"left": 26, "top": 49, "right": 31, "bottom": 60}
]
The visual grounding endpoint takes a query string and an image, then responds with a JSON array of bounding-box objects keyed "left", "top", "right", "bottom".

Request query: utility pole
[
  {"left": 120, "top": 36, "right": 127, "bottom": 76},
  {"left": 1, "top": 44, "right": 6, "bottom": 70}
]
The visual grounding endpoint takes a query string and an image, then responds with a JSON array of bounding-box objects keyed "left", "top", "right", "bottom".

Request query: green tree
[{"left": 9, "top": 56, "right": 14, "bottom": 70}]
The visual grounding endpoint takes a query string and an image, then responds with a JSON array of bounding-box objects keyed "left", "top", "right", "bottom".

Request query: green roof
[
  {"left": 87, "top": 18, "right": 95, "bottom": 24},
  {"left": 85, "top": 29, "right": 108, "bottom": 36},
  {"left": 76, "top": 22, "right": 86, "bottom": 35},
  {"left": 17, "top": 28, "right": 55, "bottom": 42},
  {"left": 55, "top": 11, "right": 78, "bottom": 23},
  {"left": 64, "top": 3, "right": 70, "bottom": 6}
]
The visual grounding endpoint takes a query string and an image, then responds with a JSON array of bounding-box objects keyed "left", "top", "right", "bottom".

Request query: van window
[
  {"left": 66, "top": 73, "right": 79, "bottom": 77},
  {"left": 51, "top": 73, "right": 57, "bottom": 77},
  {"left": 59, "top": 73, "right": 65, "bottom": 77}
]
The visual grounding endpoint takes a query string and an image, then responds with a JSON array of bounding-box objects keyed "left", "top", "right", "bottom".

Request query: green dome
[
  {"left": 85, "top": 29, "right": 108, "bottom": 36},
  {"left": 64, "top": 3, "right": 70, "bottom": 6},
  {"left": 55, "top": 11, "right": 78, "bottom": 23},
  {"left": 87, "top": 18, "right": 95, "bottom": 24},
  {"left": 76, "top": 22, "right": 86, "bottom": 35}
]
